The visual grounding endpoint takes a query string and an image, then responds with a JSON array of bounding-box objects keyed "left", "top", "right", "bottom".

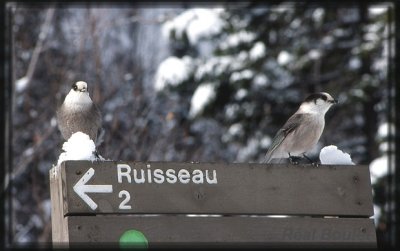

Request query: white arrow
[{"left": 73, "top": 167, "right": 113, "bottom": 210}]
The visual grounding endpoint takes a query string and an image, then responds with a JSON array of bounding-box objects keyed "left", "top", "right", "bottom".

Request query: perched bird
[
  {"left": 56, "top": 81, "right": 102, "bottom": 144},
  {"left": 263, "top": 92, "right": 337, "bottom": 164}
]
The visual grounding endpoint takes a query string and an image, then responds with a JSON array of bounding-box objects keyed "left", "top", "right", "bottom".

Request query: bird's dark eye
[
  {"left": 72, "top": 84, "right": 77, "bottom": 91},
  {"left": 304, "top": 93, "right": 331, "bottom": 104}
]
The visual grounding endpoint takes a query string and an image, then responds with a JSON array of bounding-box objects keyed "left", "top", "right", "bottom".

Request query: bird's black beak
[{"left": 331, "top": 99, "right": 338, "bottom": 104}]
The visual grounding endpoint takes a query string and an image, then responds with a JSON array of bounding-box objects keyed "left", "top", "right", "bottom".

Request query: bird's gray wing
[{"left": 263, "top": 114, "right": 304, "bottom": 163}]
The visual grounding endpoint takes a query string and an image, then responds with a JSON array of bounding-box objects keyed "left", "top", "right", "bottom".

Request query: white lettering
[
  {"left": 116, "top": 165, "right": 217, "bottom": 185},
  {"left": 133, "top": 169, "right": 145, "bottom": 184},
  {"left": 205, "top": 170, "right": 217, "bottom": 184},
  {"left": 166, "top": 169, "right": 177, "bottom": 183},
  {"left": 147, "top": 166, "right": 152, "bottom": 183},
  {"left": 178, "top": 169, "right": 190, "bottom": 184},
  {"left": 118, "top": 190, "right": 132, "bottom": 209},
  {"left": 192, "top": 169, "right": 204, "bottom": 184},
  {"left": 117, "top": 164, "right": 131, "bottom": 183},
  {"left": 153, "top": 169, "right": 165, "bottom": 184}
]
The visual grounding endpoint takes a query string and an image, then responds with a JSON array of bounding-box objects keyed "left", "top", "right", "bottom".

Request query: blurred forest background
[{"left": 5, "top": 1, "right": 396, "bottom": 248}]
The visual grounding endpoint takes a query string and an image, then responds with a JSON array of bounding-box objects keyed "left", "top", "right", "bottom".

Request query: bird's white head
[
  {"left": 298, "top": 92, "right": 338, "bottom": 115},
  {"left": 72, "top": 81, "right": 88, "bottom": 93},
  {"left": 64, "top": 81, "right": 93, "bottom": 108}
]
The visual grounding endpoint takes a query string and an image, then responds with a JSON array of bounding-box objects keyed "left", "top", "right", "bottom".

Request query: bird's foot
[
  {"left": 93, "top": 150, "right": 102, "bottom": 161},
  {"left": 302, "top": 154, "right": 320, "bottom": 166},
  {"left": 311, "top": 162, "right": 320, "bottom": 168},
  {"left": 289, "top": 156, "right": 302, "bottom": 165}
]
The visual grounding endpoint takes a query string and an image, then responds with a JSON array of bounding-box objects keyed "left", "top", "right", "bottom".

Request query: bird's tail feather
[
  {"left": 95, "top": 128, "right": 105, "bottom": 147},
  {"left": 262, "top": 130, "right": 286, "bottom": 164},
  {"left": 263, "top": 152, "right": 273, "bottom": 163}
]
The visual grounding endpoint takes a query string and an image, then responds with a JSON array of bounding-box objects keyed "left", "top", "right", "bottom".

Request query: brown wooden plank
[
  {"left": 61, "top": 161, "right": 373, "bottom": 216},
  {"left": 66, "top": 216, "right": 376, "bottom": 248},
  {"left": 49, "top": 165, "right": 69, "bottom": 245}
]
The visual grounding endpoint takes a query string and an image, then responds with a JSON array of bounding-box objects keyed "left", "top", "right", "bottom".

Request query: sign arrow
[{"left": 73, "top": 167, "right": 113, "bottom": 210}]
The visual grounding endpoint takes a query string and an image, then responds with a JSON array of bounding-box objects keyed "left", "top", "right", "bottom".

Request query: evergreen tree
[{"left": 158, "top": 3, "right": 390, "bottom": 164}]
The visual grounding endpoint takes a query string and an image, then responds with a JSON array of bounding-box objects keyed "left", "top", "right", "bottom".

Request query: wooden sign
[
  {"left": 60, "top": 161, "right": 372, "bottom": 216},
  {"left": 65, "top": 216, "right": 375, "bottom": 248},
  {"left": 50, "top": 161, "right": 376, "bottom": 248}
]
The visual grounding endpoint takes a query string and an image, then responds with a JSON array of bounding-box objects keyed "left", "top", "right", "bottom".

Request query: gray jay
[
  {"left": 263, "top": 92, "right": 337, "bottom": 164},
  {"left": 56, "top": 81, "right": 102, "bottom": 144}
]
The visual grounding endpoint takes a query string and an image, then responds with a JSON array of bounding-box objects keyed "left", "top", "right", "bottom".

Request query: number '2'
[{"left": 119, "top": 190, "right": 132, "bottom": 209}]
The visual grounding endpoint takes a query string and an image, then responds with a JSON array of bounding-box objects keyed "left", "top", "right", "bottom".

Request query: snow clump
[
  {"left": 319, "top": 145, "right": 355, "bottom": 165},
  {"left": 57, "top": 132, "right": 98, "bottom": 166}
]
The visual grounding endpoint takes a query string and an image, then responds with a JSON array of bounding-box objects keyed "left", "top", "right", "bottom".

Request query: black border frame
[{"left": 1, "top": 1, "right": 399, "bottom": 249}]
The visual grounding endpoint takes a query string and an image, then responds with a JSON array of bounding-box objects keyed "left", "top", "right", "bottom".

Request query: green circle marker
[{"left": 119, "top": 229, "right": 149, "bottom": 249}]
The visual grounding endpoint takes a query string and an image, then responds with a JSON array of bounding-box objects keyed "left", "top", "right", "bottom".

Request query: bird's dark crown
[{"left": 304, "top": 93, "right": 328, "bottom": 103}]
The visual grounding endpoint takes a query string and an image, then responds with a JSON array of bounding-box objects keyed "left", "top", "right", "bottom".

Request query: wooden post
[
  {"left": 49, "top": 161, "right": 377, "bottom": 248},
  {"left": 49, "top": 165, "right": 69, "bottom": 248}
]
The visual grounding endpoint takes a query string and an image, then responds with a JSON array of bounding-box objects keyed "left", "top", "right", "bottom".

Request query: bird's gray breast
[
  {"left": 281, "top": 113, "right": 324, "bottom": 155},
  {"left": 57, "top": 104, "right": 101, "bottom": 141}
]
